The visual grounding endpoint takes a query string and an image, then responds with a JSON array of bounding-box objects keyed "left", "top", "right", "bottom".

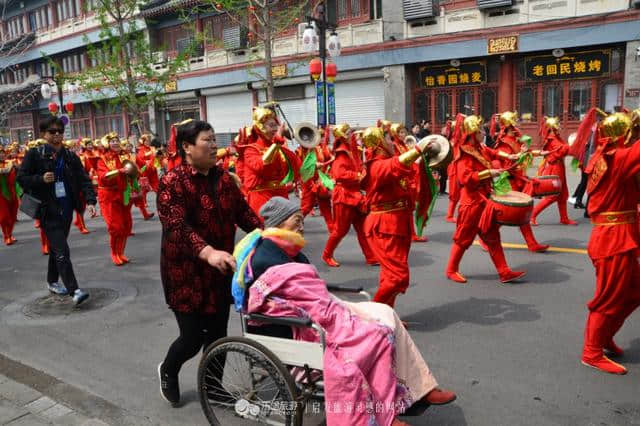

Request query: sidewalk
[{"left": 0, "top": 374, "right": 110, "bottom": 426}]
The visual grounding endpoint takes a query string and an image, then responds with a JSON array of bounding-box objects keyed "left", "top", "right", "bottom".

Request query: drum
[
  {"left": 529, "top": 175, "right": 561, "bottom": 198},
  {"left": 489, "top": 191, "right": 533, "bottom": 226}
]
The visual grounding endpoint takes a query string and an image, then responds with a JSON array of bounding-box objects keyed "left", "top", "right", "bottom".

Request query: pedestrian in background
[
  {"left": 17, "top": 116, "right": 95, "bottom": 305},
  {"left": 156, "top": 120, "right": 261, "bottom": 407}
]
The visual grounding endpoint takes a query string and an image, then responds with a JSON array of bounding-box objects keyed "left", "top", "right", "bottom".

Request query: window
[
  {"left": 435, "top": 91, "right": 451, "bottom": 125},
  {"left": 327, "top": 0, "right": 370, "bottom": 24},
  {"left": 274, "top": 85, "right": 305, "bottom": 101},
  {"left": 95, "top": 103, "right": 124, "bottom": 137},
  {"left": 543, "top": 84, "right": 562, "bottom": 117},
  {"left": 517, "top": 86, "right": 536, "bottom": 121},
  {"left": 480, "top": 88, "right": 496, "bottom": 121},
  {"left": 487, "top": 60, "right": 500, "bottom": 83},
  {"left": 61, "top": 53, "right": 85, "bottom": 73},
  {"left": 568, "top": 81, "right": 591, "bottom": 121},
  {"left": 7, "top": 16, "right": 25, "bottom": 39},
  {"left": 155, "top": 24, "right": 193, "bottom": 54},
  {"left": 414, "top": 92, "right": 430, "bottom": 124},
  {"left": 28, "top": 6, "right": 50, "bottom": 31},
  {"left": 599, "top": 83, "right": 620, "bottom": 114},
  {"left": 202, "top": 14, "right": 232, "bottom": 48},
  {"left": 370, "top": 0, "right": 382, "bottom": 19},
  {"left": 56, "top": 0, "right": 80, "bottom": 22},
  {"left": 457, "top": 90, "right": 473, "bottom": 115}
]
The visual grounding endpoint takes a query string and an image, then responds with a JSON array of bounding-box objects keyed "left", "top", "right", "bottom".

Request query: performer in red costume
[
  {"left": 242, "top": 106, "right": 300, "bottom": 217},
  {"left": 390, "top": 123, "right": 429, "bottom": 243},
  {"left": 441, "top": 121, "right": 460, "bottom": 223},
  {"left": 322, "top": 123, "right": 377, "bottom": 267},
  {"left": 491, "top": 111, "right": 549, "bottom": 252},
  {"left": 0, "top": 145, "right": 19, "bottom": 245},
  {"left": 568, "top": 110, "right": 640, "bottom": 375},
  {"left": 135, "top": 133, "right": 159, "bottom": 220},
  {"left": 445, "top": 114, "right": 526, "bottom": 284},
  {"left": 361, "top": 127, "right": 435, "bottom": 307},
  {"left": 97, "top": 133, "right": 134, "bottom": 266},
  {"left": 530, "top": 117, "right": 577, "bottom": 225},
  {"left": 299, "top": 129, "right": 334, "bottom": 232}
]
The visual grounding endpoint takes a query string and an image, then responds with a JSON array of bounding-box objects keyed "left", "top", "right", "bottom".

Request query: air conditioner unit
[
  {"left": 223, "top": 26, "right": 248, "bottom": 51},
  {"left": 152, "top": 51, "right": 167, "bottom": 64}
]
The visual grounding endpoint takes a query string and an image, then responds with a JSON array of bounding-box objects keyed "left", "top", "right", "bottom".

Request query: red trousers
[
  {"left": 0, "top": 198, "right": 18, "bottom": 240},
  {"left": 247, "top": 188, "right": 289, "bottom": 219},
  {"left": 450, "top": 202, "right": 511, "bottom": 276},
  {"left": 583, "top": 251, "right": 640, "bottom": 358},
  {"left": 367, "top": 231, "right": 411, "bottom": 307},
  {"left": 301, "top": 183, "right": 333, "bottom": 232},
  {"left": 323, "top": 203, "right": 376, "bottom": 263}
]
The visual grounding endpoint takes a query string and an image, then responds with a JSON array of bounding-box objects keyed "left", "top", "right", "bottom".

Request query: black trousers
[
  {"left": 163, "top": 305, "right": 231, "bottom": 377},
  {"left": 572, "top": 170, "right": 588, "bottom": 204},
  {"left": 43, "top": 212, "right": 78, "bottom": 294},
  {"left": 439, "top": 167, "right": 448, "bottom": 194}
]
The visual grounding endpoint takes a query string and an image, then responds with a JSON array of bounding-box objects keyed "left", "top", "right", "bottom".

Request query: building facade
[{"left": 0, "top": 0, "right": 639, "bottom": 145}]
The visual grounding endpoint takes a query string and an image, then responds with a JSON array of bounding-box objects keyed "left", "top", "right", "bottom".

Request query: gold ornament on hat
[
  {"left": 332, "top": 123, "right": 350, "bottom": 139},
  {"left": 389, "top": 123, "right": 405, "bottom": 138},
  {"left": 252, "top": 107, "right": 276, "bottom": 134},
  {"left": 362, "top": 127, "right": 384, "bottom": 149},
  {"left": 101, "top": 132, "right": 119, "bottom": 149},
  {"left": 544, "top": 116, "right": 560, "bottom": 130},
  {"left": 499, "top": 111, "right": 518, "bottom": 128},
  {"left": 463, "top": 115, "right": 483, "bottom": 134},
  {"left": 600, "top": 112, "right": 631, "bottom": 139}
]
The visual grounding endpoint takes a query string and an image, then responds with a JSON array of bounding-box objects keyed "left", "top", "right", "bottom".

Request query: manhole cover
[{"left": 22, "top": 288, "right": 119, "bottom": 318}]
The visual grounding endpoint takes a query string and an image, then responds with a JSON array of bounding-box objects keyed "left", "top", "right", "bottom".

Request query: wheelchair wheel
[{"left": 198, "top": 336, "right": 302, "bottom": 426}]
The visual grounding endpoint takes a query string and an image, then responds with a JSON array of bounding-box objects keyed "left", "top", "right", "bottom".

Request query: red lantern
[
  {"left": 48, "top": 102, "right": 59, "bottom": 115},
  {"left": 65, "top": 101, "right": 74, "bottom": 116},
  {"left": 325, "top": 62, "right": 337, "bottom": 83},
  {"left": 309, "top": 58, "right": 322, "bottom": 81}
]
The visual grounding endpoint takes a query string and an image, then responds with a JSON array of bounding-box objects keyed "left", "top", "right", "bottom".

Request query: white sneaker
[{"left": 568, "top": 196, "right": 576, "bottom": 205}]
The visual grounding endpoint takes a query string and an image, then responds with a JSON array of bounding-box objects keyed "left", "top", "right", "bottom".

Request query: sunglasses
[{"left": 47, "top": 128, "right": 64, "bottom": 135}]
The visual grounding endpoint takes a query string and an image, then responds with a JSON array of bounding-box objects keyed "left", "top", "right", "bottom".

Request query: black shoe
[
  {"left": 158, "top": 362, "right": 180, "bottom": 406},
  {"left": 584, "top": 210, "right": 590, "bottom": 219},
  {"left": 574, "top": 202, "right": 585, "bottom": 209}
]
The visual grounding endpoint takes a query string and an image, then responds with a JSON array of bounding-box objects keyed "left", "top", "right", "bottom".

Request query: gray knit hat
[{"left": 259, "top": 196, "right": 301, "bottom": 228}]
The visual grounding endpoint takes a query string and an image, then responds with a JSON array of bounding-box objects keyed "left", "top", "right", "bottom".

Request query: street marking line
[{"left": 473, "top": 241, "right": 588, "bottom": 255}]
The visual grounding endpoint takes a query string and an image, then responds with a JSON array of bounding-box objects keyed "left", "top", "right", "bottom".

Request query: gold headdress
[
  {"left": 101, "top": 132, "right": 119, "bottom": 149},
  {"left": 252, "top": 107, "right": 277, "bottom": 134},
  {"left": 362, "top": 127, "right": 384, "bottom": 149},
  {"left": 499, "top": 111, "right": 518, "bottom": 128},
  {"left": 463, "top": 115, "right": 483, "bottom": 135},
  {"left": 332, "top": 123, "right": 350, "bottom": 139},
  {"left": 389, "top": 123, "right": 405, "bottom": 138}
]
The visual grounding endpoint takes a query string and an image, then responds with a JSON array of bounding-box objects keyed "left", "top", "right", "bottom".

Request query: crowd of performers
[
  {"left": 0, "top": 133, "right": 163, "bottom": 264},
  {"left": 2, "top": 103, "right": 639, "bottom": 376}
]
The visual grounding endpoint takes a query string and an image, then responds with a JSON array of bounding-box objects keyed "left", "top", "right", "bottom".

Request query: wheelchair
[{"left": 197, "top": 285, "right": 430, "bottom": 425}]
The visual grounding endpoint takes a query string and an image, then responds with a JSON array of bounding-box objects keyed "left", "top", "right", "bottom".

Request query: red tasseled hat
[{"left": 568, "top": 107, "right": 600, "bottom": 165}]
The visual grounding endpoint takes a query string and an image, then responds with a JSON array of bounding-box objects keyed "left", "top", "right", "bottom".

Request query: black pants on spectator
[
  {"left": 439, "top": 167, "right": 448, "bottom": 194},
  {"left": 43, "top": 212, "right": 78, "bottom": 293},
  {"left": 163, "top": 305, "right": 231, "bottom": 378},
  {"left": 573, "top": 170, "right": 588, "bottom": 204}
]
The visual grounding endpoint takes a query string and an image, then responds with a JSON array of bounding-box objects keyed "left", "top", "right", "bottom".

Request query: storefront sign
[
  {"left": 327, "top": 82, "right": 336, "bottom": 125},
  {"left": 272, "top": 64, "right": 288, "bottom": 78},
  {"left": 488, "top": 35, "right": 518, "bottom": 55},
  {"left": 625, "top": 88, "right": 640, "bottom": 97},
  {"left": 524, "top": 50, "right": 610, "bottom": 81},
  {"left": 316, "top": 81, "right": 326, "bottom": 127},
  {"left": 419, "top": 62, "right": 486, "bottom": 88},
  {"left": 164, "top": 79, "right": 178, "bottom": 93}
]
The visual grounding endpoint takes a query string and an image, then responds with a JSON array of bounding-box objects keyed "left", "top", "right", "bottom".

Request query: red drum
[
  {"left": 529, "top": 175, "right": 561, "bottom": 198},
  {"left": 489, "top": 191, "right": 533, "bottom": 226}
]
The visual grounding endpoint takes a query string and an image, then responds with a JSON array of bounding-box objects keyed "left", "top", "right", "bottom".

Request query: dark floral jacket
[{"left": 157, "top": 163, "right": 261, "bottom": 313}]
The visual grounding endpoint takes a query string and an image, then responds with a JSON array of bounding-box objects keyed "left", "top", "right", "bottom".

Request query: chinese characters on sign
[
  {"left": 524, "top": 50, "right": 610, "bottom": 81},
  {"left": 272, "top": 64, "right": 288, "bottom": 78},
  {"left": 327, "top": 82, "right": 336, "bottom": 125},
  {"left": 316, "top": 81, "right": 326, "bottom": 127},
  {"left": 487, "top": 36, "right": 518, "bottom": 55},
  {"left": 419, "top": 62, "right": 487, "bottom": 88},
  {"left": 164, "top": 79, "right": 177, "bottom": 93}
]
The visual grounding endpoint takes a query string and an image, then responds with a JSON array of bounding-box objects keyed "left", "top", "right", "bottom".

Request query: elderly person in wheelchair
[{"left": 202, "top": 196, "right": 455, "bottom": 426}]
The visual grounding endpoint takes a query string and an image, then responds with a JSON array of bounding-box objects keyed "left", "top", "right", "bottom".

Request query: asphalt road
[{"left": 0, "top": 173, "right": 639, "bottom": 426}]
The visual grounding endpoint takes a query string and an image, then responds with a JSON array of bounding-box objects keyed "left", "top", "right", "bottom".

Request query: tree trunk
[{"left": 263, "top": 4, "right": 274, "bottom": 102}]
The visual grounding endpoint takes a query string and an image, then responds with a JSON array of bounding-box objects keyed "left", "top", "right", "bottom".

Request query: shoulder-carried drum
[
  {"left": 489, "top": 191, "right": 533, "bottom": 226},
  {"left": 529, "top": 175, "right": 561, "bottom": 198}
]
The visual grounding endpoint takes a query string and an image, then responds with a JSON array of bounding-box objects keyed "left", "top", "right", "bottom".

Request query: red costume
[
  {"left": 299, "top": 140, "right": 334, "bottom": 232},
  {"left": 445, "top": 115, "right": 526, "bottom": 284},
  {"left": 134, "top": 145, "right": 157, "bottom": 220},
  {"left": 242, "top": 107, "right": 300, "bottom": 217},
  {"left": 97, "top": 138, "right": 133, "bottom": 266},
  {"left": 390, "top": 125, "right": 428, "bottom": 243},
  {"left": 361, "top": 127, "right": 419, "bottom": 307},
  {"left": 570, "top": 110, "right": 640, "bottom": 375},
  {"left": 322, "top": 126, "right": 376, "bottom": 267},
  {"left": 0, "top": 156, "right": 18, "bottom": 245},
  {"left": 492, "top": 114, "right": 549, "bottom": 252},
  {"left": 530, "top": 118, "right": 576, "bottom": 225}
]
